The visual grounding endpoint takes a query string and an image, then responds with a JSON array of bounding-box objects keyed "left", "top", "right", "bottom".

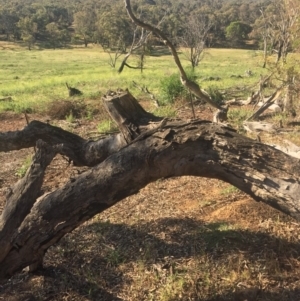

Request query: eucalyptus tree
[
  {"left": 0, "top": 9, "right": 19, "bottom": 40},
  {"left": 73, "top": 9, "right": 97, "bottom": 47},
  {"left": 17, "top": 16, "right": 38, "bottom": 50},
  {"left": 255, "top": 0, "right": 300, "bottom": 65},
  {"left": 225, "top": 21, "right": 252, "bottom": 46},
  {"left": 96, "top": 5, "right": 134, "bottom": 67},
  {"left": 272, "top": 0, "right": 299, "bottom": 64},
  {"left": 180, "top": 13, "right": 213, "bottom": 70},
  {"left": 45, "top": 22, "right": 69, "bottom": 49}
]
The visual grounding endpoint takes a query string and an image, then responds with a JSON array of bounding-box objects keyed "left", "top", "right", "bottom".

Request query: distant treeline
[{"left": 0, "top": 0, "right": 297, "bottom": 55}]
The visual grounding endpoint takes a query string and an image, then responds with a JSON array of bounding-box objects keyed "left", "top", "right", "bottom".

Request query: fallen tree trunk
[
  {"left": 0, "top": 91, "right": 300, "bottom": 281},
  {"left": 247, "top": 88, "right": 283, "bottom": 121},
  {"left": 0, "top": 91, "right": 160, "bottom": 166}
]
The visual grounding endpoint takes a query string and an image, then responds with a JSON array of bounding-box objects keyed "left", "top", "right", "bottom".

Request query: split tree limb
[
  {"left": 0, "top": 140, "right": 58, "bottom": 264},
  {"left": 0, "top": 120, "right": 124, "bottom": 166},
  {"left": 1, "top": 91, "right": 300, "bottom": 281},
  {"left": 0, "top": 91, "right": 160, "bottom": 166},
  {"left": 247, "top": 88, "right": 283, "bottom": 121}
]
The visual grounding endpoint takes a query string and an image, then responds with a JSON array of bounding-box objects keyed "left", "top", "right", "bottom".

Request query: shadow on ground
[{"left": 1, "top": 218, "right": 299, "bottom": 301}]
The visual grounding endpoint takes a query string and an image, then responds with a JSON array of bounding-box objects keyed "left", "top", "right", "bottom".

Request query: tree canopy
[{"left": 1, "top": 0, "right": 297, "bottom": 52}]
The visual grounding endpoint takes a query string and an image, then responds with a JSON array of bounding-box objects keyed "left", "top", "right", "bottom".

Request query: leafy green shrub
[
  {"left": 160, "top": 70, "right": 197, "bottom": 104},
  {"left": 160, "top": 73, "right": 184, "bottom": 104},
  {"left": 228, "top": 108, "right": 252, "bottom": 132},
  {"left": 207, "top": 86, "right": 224, "bottom": 106}
]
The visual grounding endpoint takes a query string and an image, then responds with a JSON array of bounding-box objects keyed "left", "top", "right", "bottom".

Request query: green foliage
[
  {"left": 160, "top": 73, "right": 184, "bottom": 104},
  {"left": 225, "top": 21, "right": 252, "bottom": 41},
  {"left": 105, "top": 249, "right": 123, "bottom": 266},
  {"left": 45, "top": 22, "right": 68, "bottom": 49},
  {"left": 221, "top": 185, "right": 239, "bottom": 195},
  {"left": 97, "top": 9, "right": 133, "bottom": 51},
  {"left": 65, "top": 111, "right": 75, "bottom": 123},
  {"left": 0, "top": 0, "right": 276, "bottom": 50},
  {"left": 15, "top": 156, "right": 32, "bottom": 178},
  {"left": 97, "top": 119, "right": 118, "bottom": 133},
  {"left": 85, "top": 107, "right": 94, "bottom": 120},
  {"left": 17, "top": 16, "right": 38, "bottom": 49},
  {"left": 160, "top": 70, "right": 197, "bottom": 104},
  {"left": 73, "top": 10, "right": 97, "bottom": 47},
  {"left": 228, "top": 108, "right": 253, "bottom": 132},
  {"left": 207, "top": 86, "right": 224, "bottom": 106},
  {"left": 204, "top": 222, "right": 238, "bottom": 251}
]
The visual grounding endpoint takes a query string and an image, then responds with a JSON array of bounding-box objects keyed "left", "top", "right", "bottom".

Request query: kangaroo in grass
[{"left": 66, "top": 82, "right": 82, "bottom": 97}]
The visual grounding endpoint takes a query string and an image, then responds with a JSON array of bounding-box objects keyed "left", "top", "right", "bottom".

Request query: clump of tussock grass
[{"left": 47, "top": 100, "right": 86, "bottom": 120}]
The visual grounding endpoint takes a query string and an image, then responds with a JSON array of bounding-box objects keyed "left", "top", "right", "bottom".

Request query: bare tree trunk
[
  {"left": 0, "top": 91, "right": 300, "bottom": 281},
  {"left": 262, "top": 36, "right": 267, "bottom": 68},
  {"left": 276, "top": 40, "right": 284, "bottom": 64},
  {"left": 118, "top": 27, "right": 151, "bottom": 74}
]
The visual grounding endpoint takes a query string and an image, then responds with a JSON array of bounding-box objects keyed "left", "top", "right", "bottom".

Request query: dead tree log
[
  {"left": 247, "top": 88, "right": 283, "bottom": 121},
  {"left": 0, "top": 120, "right": 124, "bottom": 166},
  {"left": 0, "top": 91, "right": 300, "bottom": 281},
  {"left": 0, "top": 140, "right": 58, "bottom": 265},
  {"left": 0, "top": 91, "right": 160, "bottom": 166}
]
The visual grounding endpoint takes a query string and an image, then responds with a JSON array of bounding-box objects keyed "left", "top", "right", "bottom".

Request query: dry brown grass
[
  {"left": 47, "top": 100, "right": 87, "bottom": 120},
  {"left": 1, "top": 177, "right": 299, "bottom": 301}
]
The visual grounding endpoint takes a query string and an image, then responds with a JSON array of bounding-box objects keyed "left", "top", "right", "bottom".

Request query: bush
[
  {"left": 160, "top": 70, "right": 197, "bottom": 104},
  {"left": 207, "top": 86, "right": 224, "bottom": 106}
]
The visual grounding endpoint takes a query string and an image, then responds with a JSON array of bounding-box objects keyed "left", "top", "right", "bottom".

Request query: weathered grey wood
[
  {"left": 243, "top": 121, "right": 279, "bottom": 133},
  {"left": 0, "top": 120, "right": 126, "bottom": 166},
  {"left": 246, "top": 88, "right": 283, "bottom": 121},
  {"left": 0, "top": 140, "right": 57, "bottom": 264},
  {"left": 269, "top": 139, "right": 300, "bottom": 159},
  {"left": 102, "top": 90, "right": 161, "bottom": 143},
  {"left": 0, "top": 118, "right": 300, "bottom": 280},
  {"left": 0, "top": 91, "right": 160, "bottom": 166}
]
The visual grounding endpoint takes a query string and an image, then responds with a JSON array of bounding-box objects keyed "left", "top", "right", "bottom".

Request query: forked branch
[{"left": 124, "top": 0, "right": 223, "bottom": 110}]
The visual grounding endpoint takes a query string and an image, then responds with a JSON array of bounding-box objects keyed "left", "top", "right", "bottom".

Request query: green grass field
[{"left": 0, "top": 42, "right": 271, "bottom": 114}]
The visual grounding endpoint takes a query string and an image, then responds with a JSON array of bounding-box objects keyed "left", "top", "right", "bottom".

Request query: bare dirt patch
[{"left": 0, "top": 102, "right": 299, "bottom": 301}]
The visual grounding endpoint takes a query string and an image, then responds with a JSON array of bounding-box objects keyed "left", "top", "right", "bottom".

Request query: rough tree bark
[{"left": 0, "top": 90, "right": 300, "bottom": 281}]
